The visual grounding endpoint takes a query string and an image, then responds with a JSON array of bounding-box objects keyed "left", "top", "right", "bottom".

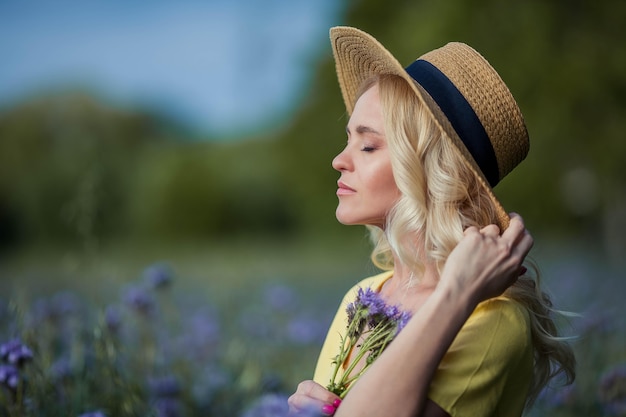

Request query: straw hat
[{"left": 329, "top": 26, "right": 529, "bottom": 230}]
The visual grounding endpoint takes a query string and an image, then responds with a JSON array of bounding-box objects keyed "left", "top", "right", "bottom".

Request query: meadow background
[{"left": 1, "top": 0, "right": 625, "bottom": 416}]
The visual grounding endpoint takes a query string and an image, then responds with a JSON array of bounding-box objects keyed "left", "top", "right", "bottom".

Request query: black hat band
[{"left": 406, "top": 59, "right": 500, "bottom": 187}]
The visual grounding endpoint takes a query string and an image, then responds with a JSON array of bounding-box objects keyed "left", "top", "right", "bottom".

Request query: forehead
[{"left": 348, "top": 85, "right": 384, "bottom": 130}]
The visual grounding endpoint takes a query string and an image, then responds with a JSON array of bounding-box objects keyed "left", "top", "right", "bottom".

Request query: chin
[
  {"left": 335, "top": 211, "right": 383, "bottom": 228},
  {"left": 335, "top": 210, "right": 358, "bottom": 226},
  {"left": 335, "top": 216, "right": 355, "bottom": 226}
]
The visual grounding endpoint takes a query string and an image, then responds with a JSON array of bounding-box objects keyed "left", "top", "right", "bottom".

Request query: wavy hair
[{"left": 358, "top": 74, "right": 575, "bottom": 405}]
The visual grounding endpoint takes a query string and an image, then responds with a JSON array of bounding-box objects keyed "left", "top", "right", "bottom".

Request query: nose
[{"left": 332, "top": 146, "right": 352, "bottom": 172}]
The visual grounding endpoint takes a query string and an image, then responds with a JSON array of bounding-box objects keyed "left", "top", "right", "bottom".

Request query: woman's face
[{"left": 332, "top": 84, "right": 400, "bottom": 228}]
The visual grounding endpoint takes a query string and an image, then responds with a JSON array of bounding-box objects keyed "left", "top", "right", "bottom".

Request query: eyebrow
[{"left": 346, "top": 125, "right": 384, "bottom": 136}]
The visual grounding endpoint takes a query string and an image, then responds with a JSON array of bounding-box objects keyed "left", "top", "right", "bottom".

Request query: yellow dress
[{"left": 313, "top": 271, "right": 533, "bottom": 417}]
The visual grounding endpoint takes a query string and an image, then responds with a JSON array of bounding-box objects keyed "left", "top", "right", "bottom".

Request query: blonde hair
[{"left": 359, "top": 74, "right": 575, "bottom": 405}]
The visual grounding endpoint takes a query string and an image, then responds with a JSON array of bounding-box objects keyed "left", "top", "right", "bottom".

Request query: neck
[
  {"left": 389, "top": 231, "right": 439, "bottom": 289},
  {"left": 378, "top": 251, "right": 439, "bottom": 314},
  {"left": 391, "top": 254, "right": 439, "bottom": 290},
  {"left": 374, "top": 228, "right": 440, "bottom": 311}
]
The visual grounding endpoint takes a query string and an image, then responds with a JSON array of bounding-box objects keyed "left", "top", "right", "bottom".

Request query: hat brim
[{"left": 330, "top": 26, "right": 510, "bottom": 230}]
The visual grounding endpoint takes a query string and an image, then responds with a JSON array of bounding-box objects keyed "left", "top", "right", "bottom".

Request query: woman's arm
[{"left": 333, "top": 214, "right": 533, "bottom": 417}]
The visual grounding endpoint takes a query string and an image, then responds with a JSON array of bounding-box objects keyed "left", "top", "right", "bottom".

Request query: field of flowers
[{"left": 0, "top": 237, "right": 624, "bottom": 416}]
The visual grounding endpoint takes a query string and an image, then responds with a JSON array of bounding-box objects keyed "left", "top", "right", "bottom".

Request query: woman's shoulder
[
  {"left": 462, "top": 296, "right": 532, "bottom": 355},
  {"left": 432, "top": 296, "right": 534, "bottom": 415},
  {"left": 473, "top": 296, "right": 530, "bottom": 327}
]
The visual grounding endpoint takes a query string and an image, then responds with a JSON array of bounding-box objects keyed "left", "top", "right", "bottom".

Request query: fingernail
[
  {"left": 333, "top": 398, "right": 342, "bottom": 408},
  {"left": 321, "top": 404, "right": 336, "bottom": 415}
]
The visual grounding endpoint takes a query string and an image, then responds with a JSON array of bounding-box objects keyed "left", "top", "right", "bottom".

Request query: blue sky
[{"left": 0, "top": 0, "right": 345, "bottom": 137}]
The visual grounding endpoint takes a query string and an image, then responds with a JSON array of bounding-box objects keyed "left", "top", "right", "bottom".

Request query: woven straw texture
[{"left": 330, "top": 26, "right": 529, "bottom": 230}]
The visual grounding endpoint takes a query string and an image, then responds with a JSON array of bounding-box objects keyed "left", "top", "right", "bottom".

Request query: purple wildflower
[
  {"left": 122, "top": 285, "right": 155, "bottom": 316},
  {"left": 0, "top": 339, "right": 33, "bottom": 367},
  {"left": 191, "top": 366, "right": 232, "bottom": 405},
  {"left": 154, "top": 398, "right": 182, "bottom": 417},
  {"left": 0, "top": 364, "right": 19, "bottom": 391},
  {"left": 395, "top": 311, "right": 412, "bottom": 335},
  {"left": 384, "top": 303, "right": 400, "bottom": 319},
  {"left": 188, "top": 309, "right": 220, "bottom": 345},
  {"left": 357, "top": 288, "right": 386, "bottom": 316},
  {"left": 356, "top": 288, "right": 412, "bottom": 332},
  {"left": 50, "top": 291, "right": 81, "bottom": 316},
  {"left": 263, "top": 284, "right": 298, "bottom": 313},
  {"left": 287, "top": 315, "right": 324, "bottom": 345},
  {"left": 149, "top": 375, "right": 181, "bottom": 398},
  {"left": 163, "top": 309, "right": 219, "bottom": 364},
  {"left": 241, "top": 393, "right": 290, "bottom": 417},
  {"left": 28, "top": 298, "right": 54, "bottom": 326},
  {"left": 328, "top": 286, "right": 412, "bottom": 397},
  {"left": 49, "top": 356, "right": 73, "bottom": 381},
  {"left": 31, "top": 291, "right": 80, "bottom": 322},
  {"left": 346, "top": 301, "right": 356, "bottom": 322},
  {"left": 143, "top": 263, "right": 174, "bottom": 290},
  {"left": 173, "top": 308, "right": 221, "bottom": 361},
  {"left": 104, "top": 305, "right": 122, "bottom": 333},
  {"left": 598, "top": 363, "right": 626, "bottom": 416}
]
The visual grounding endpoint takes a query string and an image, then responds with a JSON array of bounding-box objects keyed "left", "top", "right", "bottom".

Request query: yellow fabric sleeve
[{"left": 428, "top": 297, "right": 533, "bottom": 417}]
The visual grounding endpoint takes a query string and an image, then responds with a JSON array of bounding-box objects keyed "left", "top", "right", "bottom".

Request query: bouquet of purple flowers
[{"left": 327, "top": 287, "right": 412, "bottom": 398}]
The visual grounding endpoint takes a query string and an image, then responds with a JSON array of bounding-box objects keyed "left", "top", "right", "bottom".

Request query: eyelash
[{"left": 361, "top": 146, "right": 376, "bottom": 152}]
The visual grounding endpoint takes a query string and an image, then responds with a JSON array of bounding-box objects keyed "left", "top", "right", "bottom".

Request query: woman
[{"left": 288, "top": 27, "right": 575, "bottom": 417}]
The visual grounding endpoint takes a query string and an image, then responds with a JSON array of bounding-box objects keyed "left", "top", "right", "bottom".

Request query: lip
[{"left": 337, "top": 180, "right": 356, "bottom": 196}]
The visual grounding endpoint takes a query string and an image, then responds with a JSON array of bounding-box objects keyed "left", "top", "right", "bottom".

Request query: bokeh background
[{"left": 1, "top": 0, "right": 625, "bottom": 416}]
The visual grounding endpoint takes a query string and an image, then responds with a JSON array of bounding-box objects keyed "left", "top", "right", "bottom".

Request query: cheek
[
  {"left": 384, "top": 180, "right": 401, "bottom": 205},
  {"left": 371, "top": 168, "right": 400, "bottom": 203},
  {"left": 381, "top": 164, "right": 398, "bottom": 193}
]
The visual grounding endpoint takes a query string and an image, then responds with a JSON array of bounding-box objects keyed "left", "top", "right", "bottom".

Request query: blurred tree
[
  {"left": 125, "top": 139, "right": 300, "bottom": 240},
  {"left": 0, "top": 93, "right": 302, "bottom": 247},
  {"left": 0, "top": 92, "right": 173, "bottom": 248},
  {"left": 1, "top": 0, "right": 625, "bottom": 254}
]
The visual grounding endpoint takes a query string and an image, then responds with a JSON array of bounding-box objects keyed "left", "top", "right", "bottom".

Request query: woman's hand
[
  {"left": 288, "top": 380, "right": 342, "bottom": 416},
  {"left": 440, "top": 213, "right": 534, "bottom": 306}
]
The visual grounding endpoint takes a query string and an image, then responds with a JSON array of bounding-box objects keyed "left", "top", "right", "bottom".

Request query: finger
[
  {"left": 516, "top": 229, "right": 534, "bottom": 258},
  {"left": 289, "top": 381, "right": 340, "bottom": 416},
  {"left": 508, "top": 229, "right": 534, "bottom": 268},
  {"left": 501, "top": 213, "right": 525, "bottom": 243},
  {"left": 506, "top": 213, "right": 525, "bottom": 231},
  {"left": 480, "top": 224, "right": 500, "bottom": 237},
  {"left": 300, "top": 380, "right": 340, "bottom": 405},
  {"left": 288, "top": 394, "right": 327, "bottom": 416},
  {"left": 463, "top": 225, "right": 479, "bottom": 236}
]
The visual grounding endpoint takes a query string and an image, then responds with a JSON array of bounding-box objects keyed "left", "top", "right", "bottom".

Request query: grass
[{"left": 0, "top": 233, "right": 624, "bottom": 416}]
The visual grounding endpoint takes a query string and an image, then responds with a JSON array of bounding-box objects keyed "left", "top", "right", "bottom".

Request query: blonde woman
[{"left": 288, "top": 27, "right": 575, "bottom": 417}]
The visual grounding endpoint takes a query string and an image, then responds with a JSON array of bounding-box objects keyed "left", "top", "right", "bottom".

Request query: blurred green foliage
[
  {"left": 0, "top": 94, "right": 306, "bottom": 247},
  {"left": 1, "top": 0, "right": 625, "bottom": 256}
]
